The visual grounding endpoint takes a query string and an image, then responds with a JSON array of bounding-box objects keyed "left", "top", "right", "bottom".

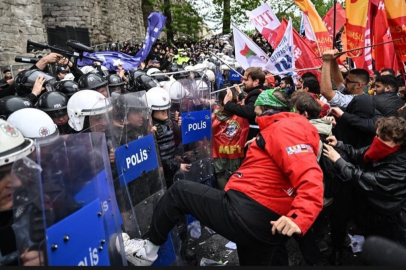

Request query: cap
[
  {"left": 151, "top": 59, "right": 160, "bottom": 64},
  {"left": 56, "top": 66, "right": 68, "bottom": 74}
]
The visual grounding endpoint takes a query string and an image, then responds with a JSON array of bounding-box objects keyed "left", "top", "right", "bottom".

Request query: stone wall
[
  {"left": 0, "top": 0, "right": 46, "bottom": 64},
  {"left": 41, "top": 0, "right": 145, "bottom": 45}
]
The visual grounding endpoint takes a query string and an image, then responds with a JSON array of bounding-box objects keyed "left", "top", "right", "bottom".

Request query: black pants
[
  {"left": 148, "top": 180, "right": 288, "bottom": 266},
  {"left": 330, "top": 182, "right": 355, "bottom": 249}
]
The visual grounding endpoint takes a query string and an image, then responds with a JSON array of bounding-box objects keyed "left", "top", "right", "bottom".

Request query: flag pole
[
  {"left": 316, "top": 38, "right": 402, "bottom": 58},
  {"left": 333, "top": 0, "right": 337, "bottom": 49},
  {"left": 209, "top": 51, "right": 244, "bottom": 77}
]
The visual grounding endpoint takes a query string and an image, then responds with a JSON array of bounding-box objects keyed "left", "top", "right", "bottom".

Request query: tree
[
  {"left": 144, "top": 0, "right": 205, "bottom": 42},
  {"left": 190, "top": 0, "right": 344, "bottom": 35}
]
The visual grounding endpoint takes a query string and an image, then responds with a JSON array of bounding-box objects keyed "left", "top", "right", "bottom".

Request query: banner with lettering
[
  {"left": 246, "top": 3, "right": 281, "bottom": 49},
  {"left": 344, "top": 0, "right": 369, "bottom": 61},
  {"left": 274, "top": 18, "right": 323, "bottom": 71},
  {"left": 265, "top": 18, "right": 295, "bottom": 75},
  {"left": 293, "top": 0, "right": 332, "bottom": 56},
  {"left": 384, "top": 0, "right": 406, "bottom": 61},
  {"left": 115, "top": 134, "right": 159, "bottom": 187}
]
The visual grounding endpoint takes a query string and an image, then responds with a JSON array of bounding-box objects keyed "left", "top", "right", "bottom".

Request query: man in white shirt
[{"left": 320, "top": 50, "right": 370, "bottom": 108}]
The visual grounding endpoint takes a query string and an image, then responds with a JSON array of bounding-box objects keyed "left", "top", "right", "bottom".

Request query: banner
[
  {"left": 265, "top": 18, "right": 295, "bottom": 75},
  {"left": 232, "top": 24, "right": 269, "bottom": 70},
  {"left": 78, "top": 12, "right": 166, "bottom": 71},
  {"left": 274, "top": 19, "right": 323, "bottom": 72},
  {"left": 344, "top": 0, "right": 369, "bottom": 59},
  {"left": 293, "top": 0, "right": 332, "bottom": 55},
  {"left": 384, "top": 0, "right": 406, "bottom": 61},
  {"left": 246, "top": 3, "right": 281, "bottom": 49},
  {"left": 322, "top": 2, "right": 346, "bottom": 39}
]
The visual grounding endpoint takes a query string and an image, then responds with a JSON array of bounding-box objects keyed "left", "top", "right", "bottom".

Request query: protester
[
  {"left": 323, "top": 117, "right": 406, "bottom": 248},
  {"left": 117, "top": 89, "right": 323, "bottom": 266}
]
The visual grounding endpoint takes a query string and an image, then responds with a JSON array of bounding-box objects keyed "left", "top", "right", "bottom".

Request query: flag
[
  {"left": 80, "top": 51, "right": 142, "bottom": 71},
  {"left": 344, "top": 0, "right": 369, "bottom": 58},
  {"left": 344, "top": 0, "right": 370, "bottom": 71},
  {"left": 293, "top": 0, "right": 332, "bottom": 55},
  {"left": 246, "top": 3, "right": 281, "bottom": 49},
  {"left": 265, "top": 18, "right": 295, "bottom": 75},
  {"left": 302, "top": 12, "right": 317, "bottom": 42},
  {"left": 232, "top": 24, "right": 269, "bottom": 70},
  {"left": 77, "top": 12, "right": 166, "bottom": 71},
  {"left": 274, "top": 18, "right": 323, "bottom": 71},
  {"left": 384, "top": 0, "right": 406, "bottom": 61},
  {"left": 300, "top": 12, "right": 305, "bottom": 36},
  {"left": 322, "top": 2, "right": 346, "bottom": 39},
  {"left": 371, "top": 0, "right": 397, "bottom": 72}
]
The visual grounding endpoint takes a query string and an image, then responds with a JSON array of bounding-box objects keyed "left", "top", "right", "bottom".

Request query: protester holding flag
[{"left": 320, "top": 49, "right": 370, "bottom": 108}]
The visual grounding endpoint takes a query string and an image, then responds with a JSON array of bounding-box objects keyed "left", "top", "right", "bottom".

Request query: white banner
[
  {"left": 265, "top": 18, "right": 295, "bottom": 75},
  {"left": 246, "top": 3, "right": 281, "bottom": 48}
]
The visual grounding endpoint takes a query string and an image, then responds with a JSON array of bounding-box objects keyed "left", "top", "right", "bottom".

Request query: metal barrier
[{"left": 91, "top": 38, "right": 144, "bottom": 52}]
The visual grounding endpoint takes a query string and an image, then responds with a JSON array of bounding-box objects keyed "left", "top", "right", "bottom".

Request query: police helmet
[
  {"left": 54, "top": 80, "right": 79, "bottom": 98},
  {"left": 14, "top": 69, "right": 57, "bottom": 97},
  {"left": 0, "top": 96, "right": 33, "bottom": 120},
  {"left": 0, "top": 119, "right": 35, "bottom": 167},
  {"left": 106, "top": 74, "right": 125, "bottom": 95},
  {"left": 36, "top": 91, "right": 69, "bottom": 119},
  {"left": 133, "top": 74, "right": 159, "bottom": 92}
]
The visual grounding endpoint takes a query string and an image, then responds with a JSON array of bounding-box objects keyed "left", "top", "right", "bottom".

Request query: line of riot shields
[{"left": 9, "top": 70, "right": 216, "bottom": 266}]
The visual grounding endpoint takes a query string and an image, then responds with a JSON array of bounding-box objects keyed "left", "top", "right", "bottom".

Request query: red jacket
[
  {"left": 225, "top": 112, "right": 324, "bottom": 235},
  {"left": 212, "top": 113, "right": 250, "bottom": 159}
]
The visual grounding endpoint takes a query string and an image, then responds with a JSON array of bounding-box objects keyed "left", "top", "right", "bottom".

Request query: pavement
[{"left": 182, "top": 221, "right": 364, "bottom": 266}]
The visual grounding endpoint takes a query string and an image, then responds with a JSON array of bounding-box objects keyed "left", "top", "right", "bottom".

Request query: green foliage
[
  {"left": 187, "top": 0, "right": 344, "bottom": 35},
  {"left": 147, "top": 0, "right": 205, "bottom": 41}
]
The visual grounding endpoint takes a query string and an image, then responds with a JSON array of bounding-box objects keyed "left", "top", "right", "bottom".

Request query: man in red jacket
[{"left": 118, "top": 89, "right": 324, "bottom": 266}]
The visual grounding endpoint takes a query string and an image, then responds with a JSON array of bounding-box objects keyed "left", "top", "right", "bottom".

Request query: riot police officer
[
  {"left": 77, "top": 73, "right": 109, "bottom": 98},
  {"left": 36, "top": 91, "right": 74, "bottom": 134},
  {"left": 0, "top": 119, "right": 36, "bottom": 265},
  {"left": 0, "top": 96, "right": 33, "bottom": 120}
]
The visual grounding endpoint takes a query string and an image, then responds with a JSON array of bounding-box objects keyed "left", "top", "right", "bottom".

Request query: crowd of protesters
[{"left": 1, "top": 26, "right": 406, "bottom": 267}]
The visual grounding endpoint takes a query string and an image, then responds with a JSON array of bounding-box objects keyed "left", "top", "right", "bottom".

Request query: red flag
[
  {"left": 371, "top": 0, "right": 397, "bottom": 72},
  {"left": 384, "top": 0, "right": 406, "bottom": 62},
  {"left": 322, "top": 2, "right": 346, "bottom": 38},
  {"left": 274, "top": 19, "right": 323, "bottom": 71}
]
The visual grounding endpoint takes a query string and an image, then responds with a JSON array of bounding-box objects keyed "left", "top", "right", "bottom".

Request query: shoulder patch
[{"left": 286, "top": 144, "right": 313, "bottom": 155}]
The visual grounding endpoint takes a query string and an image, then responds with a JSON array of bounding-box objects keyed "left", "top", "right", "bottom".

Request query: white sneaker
[{"left": 116, "top": 233, "right": 158, "bottom": 266}]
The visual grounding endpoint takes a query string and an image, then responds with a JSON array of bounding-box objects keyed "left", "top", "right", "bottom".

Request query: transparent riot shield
[
  {"left": 174, "top": 78, "right": 215, "bottom": 188},
  {"left": 109, "top": 91, "right": 181, "bottom": 265},
  {"left": 11, "top": 133, "right": 127, "bottom": 266}
]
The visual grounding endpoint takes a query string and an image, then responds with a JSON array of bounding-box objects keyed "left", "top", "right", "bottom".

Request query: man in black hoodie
[{"left": 223, "top": 67, "right": 264, "bottom": 143}]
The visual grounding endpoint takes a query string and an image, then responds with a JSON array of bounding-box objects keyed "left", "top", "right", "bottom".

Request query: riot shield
[
  {"left": 11, "top": 133, "right": 127, "bottom": 266},
  {"left": 108, "top": 91, "right": 181, "bottom": 266},
  {"left": 108, "top": 92, "right": 161, "bottom": 238},
  {"left": 174, "top": 78, "right": 215, "bottom": 188}
]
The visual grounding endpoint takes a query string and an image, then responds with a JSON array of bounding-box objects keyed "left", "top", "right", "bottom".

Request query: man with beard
[
  {"left": 320, "top": 49, "right": 370, "bottom": 108},
  {"left": 223, "top": 67, "right": 265, "bottom": 143}
]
